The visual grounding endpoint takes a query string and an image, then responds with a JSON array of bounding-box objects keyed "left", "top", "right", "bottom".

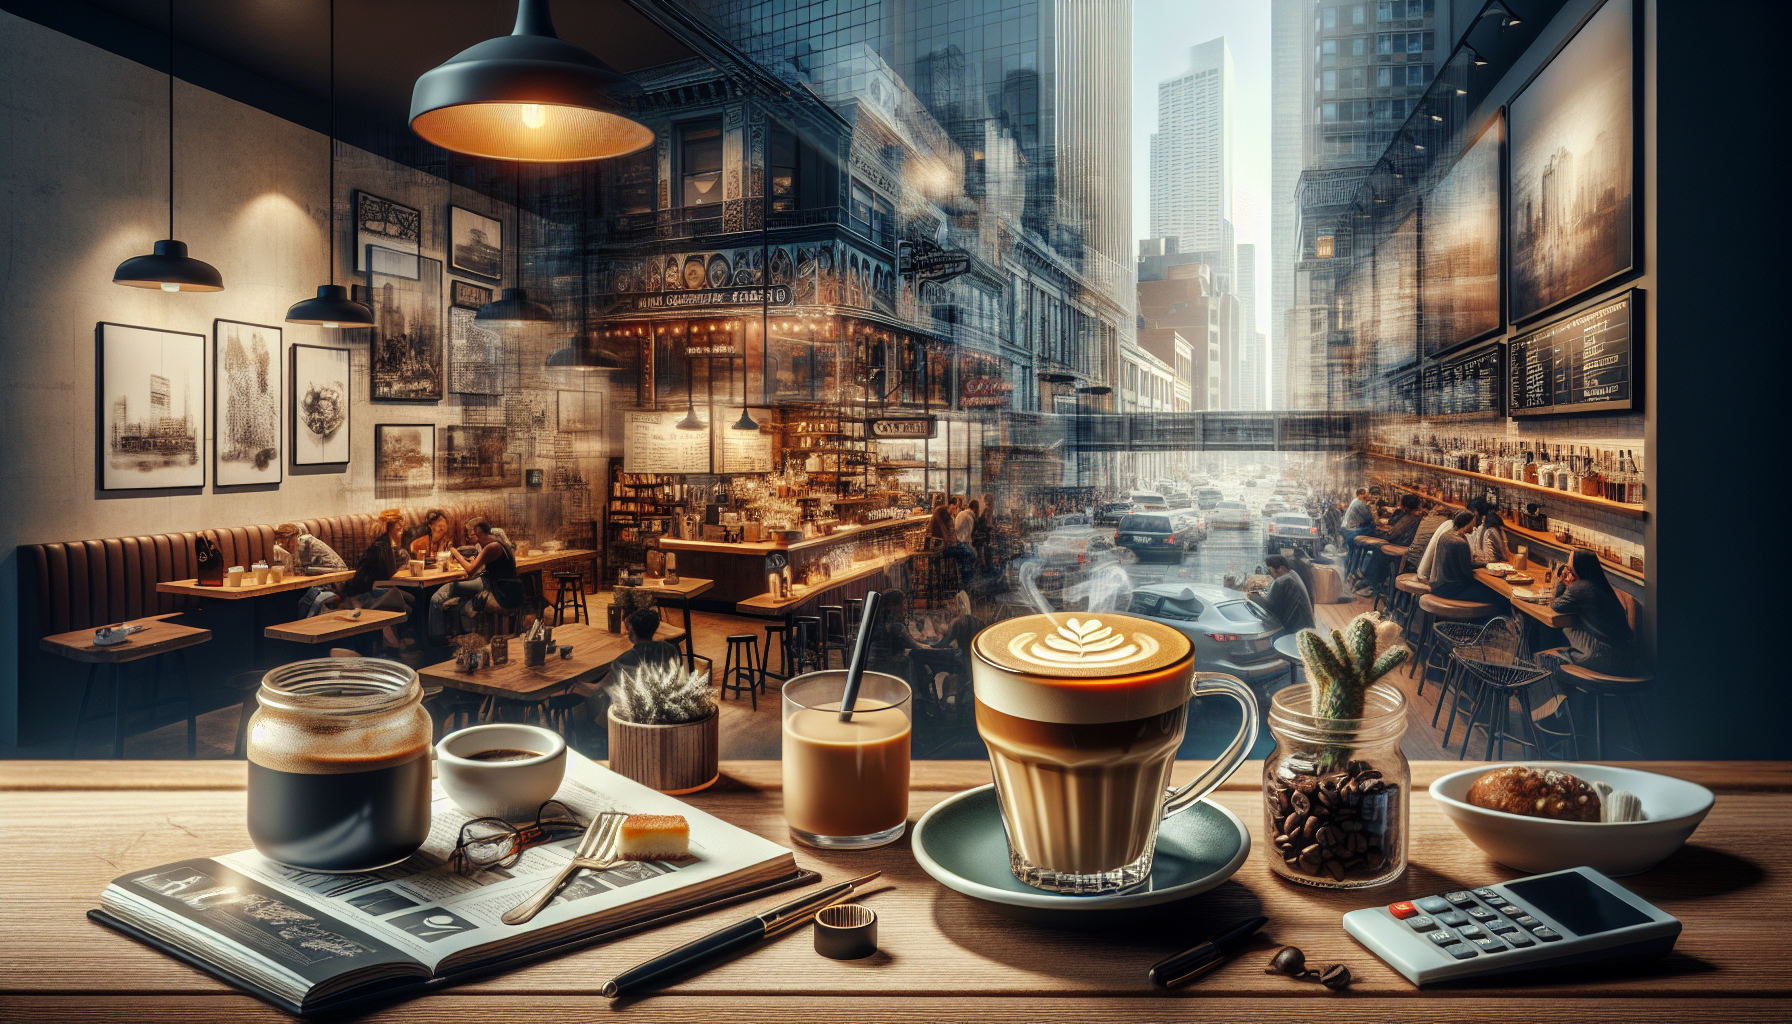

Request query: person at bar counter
[
  {"left": 1357, "top": 493, "right": 1423, "bottom": 597},
  {"left": 1471, "top": 504, "right": 1512, "bottom": 564},
  {"left": 408, "top": 508, "right": 452, "bottom": 562},
  {"left": 1415, "top": 498, "right": 1473, "bottom": 582},
  {"left": 1538, "top": 549, "right": 1639, "bottom": 675},
  {"left": 1339, "top": 487, "right": 1376, "bottom": 549},
  {"left": 429, "top": 517, "right": 524, "bottom": 637},
  {"left": 1427, "top": 510, "right": 1504, "bottom": 605},
  {"left": 1258, "top": 554, "right": 1314, "bottom": 637}
]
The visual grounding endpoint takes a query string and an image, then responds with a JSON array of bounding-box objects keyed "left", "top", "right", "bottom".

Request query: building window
[
  {"left": 1323, "top": 70, "right": 1336, "bottom": 93},
  {"left": 850, "top": 182, "right": 873, "bottom": 236},
  {"left": 1353, "top": 4, "right": 1366, "bottom": 24},
  {"left": 769, "top": 126, "right": 798, "bottom": 213},
  {"left": 1322, "top": 101, "right": 1337, "bottom": 122},
  {"left": 1324, "top": 6, "right": 1336, "bottom": 29},
  {"left": 1322, "top": 39, "right": 1337, "bottom": 65},
  {"left": 872, "top": 194, "right": 894, "bottom": 248},
  {"left": 679, "top": 121, "right": 723, "bottom": 208},
  {"left": 1352, "top": 36, "right": 1366, "bottom": 56},
  {"left": 1376, "top": 33, "right": 1392, "bottom": 54},
  {"left": 1350, "top": 67, "right": 1366, "bottom": 89},
  {"left": 1377, "top": 67, "right": 1391, "bottom": 88},
  {"left": 1377, "top": 1, "right": 1393, "bottom": 22}
]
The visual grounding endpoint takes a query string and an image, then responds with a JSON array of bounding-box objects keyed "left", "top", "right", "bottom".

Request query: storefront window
[{"left": 679, "top": 121, "right": 723, "bottom": 208}]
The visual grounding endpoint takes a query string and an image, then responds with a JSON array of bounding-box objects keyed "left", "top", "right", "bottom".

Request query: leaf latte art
[{"left": 1006, "top": 618, "right": 1161, "bottom": 669}]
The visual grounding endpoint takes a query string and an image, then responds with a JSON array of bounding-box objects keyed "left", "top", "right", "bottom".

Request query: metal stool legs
[{"left": 721, "top": 635, "right": 763, "bottom": 711}]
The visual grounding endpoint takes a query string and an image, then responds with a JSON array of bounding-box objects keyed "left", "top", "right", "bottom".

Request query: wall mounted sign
[
  {"left": 1421, "top": 341, "right": 1503, "bottom": 417},
  {"left": 960, "top": 375, "right": 1014, "bottom": 407},
  {"left": 868, "top": 415, "right": 937, "bottom": 439},
  {"left": 1508, "top": 290, "right": 1638, "bottom": 416},
  {"left": 628, "top": 285, "right": 790, "bottom": 311},
  {"left": 623, "top": 410, "right": 710, "bottom": 474},
  {"left": 898, "top": 237, "right": 970, "bottom": 283}
]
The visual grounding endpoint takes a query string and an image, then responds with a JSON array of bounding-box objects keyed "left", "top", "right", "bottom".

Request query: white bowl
[
  {"left": 1430, "top": 762, "right": 1715, "bottom": 877},
  {"left": 437, "top": 724, "right": 568, "bottom": 821}
]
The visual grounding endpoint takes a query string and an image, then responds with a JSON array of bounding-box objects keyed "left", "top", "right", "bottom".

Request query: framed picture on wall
[
  {"left": 96, "top": 322, "right": 205, "bottom": 491},
  {"left": 374, "top": 424, "right": 435, "bottom": 493},
  {"left": 450, "top": 280, "right": 492, "bottom": 310},
  {"left": 370, "top": 256, "right": 444, "bottom": 401},
  {"left": 441, "top": 424, "right": 522, "bottom": 490},
  {"left": 1507, "top": 0, "right": 1637, "bottom": 322},
  {"left": 450, "top": 206, "right": 503, "bottom": 280},
  {"left": 354, "top": 190, "right": 421, "bottom": 276},
  {"left": 291, "top": 344, "right": 350, "bottom": 466},
  {"left": 213, "top": 319, "right": 282, "bottom": 487},
  {"left": 449, "top": 306, "right": 504, "bottom": 396},
  {"left": 1421, "top": 111, "right": 1504, "bottom": 357}
]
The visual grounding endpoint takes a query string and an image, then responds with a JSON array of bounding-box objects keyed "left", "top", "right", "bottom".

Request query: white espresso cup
[{"left": 436, "top": 724, "right": 568, "bottom": 821}]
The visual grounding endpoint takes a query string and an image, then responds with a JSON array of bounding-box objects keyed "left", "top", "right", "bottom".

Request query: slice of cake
[{"left": 617, "top": 814, "right": 694, "bottom": 862}]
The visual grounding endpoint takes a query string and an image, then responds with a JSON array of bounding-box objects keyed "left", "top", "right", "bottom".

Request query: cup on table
[
  {"left": 408, "top": 559, "right": 425, "bottom": 576},
  {"left": 269, "top": 564, "right": 286, "bottom": 584},
  {"left": 226, "top": 566, "right": 245, "bottom": 588},
  {"left": 252, "top": 562, "right": 271, "bottom": 585},
  {"left": 436, "top": 724, "right": 568, "bottom": 821},
  {"left": 970, "top": 612, "right": 1258, "bottom": 894},
  {"left": 781, "top": 670, "right": 911, "bottom": 849}
]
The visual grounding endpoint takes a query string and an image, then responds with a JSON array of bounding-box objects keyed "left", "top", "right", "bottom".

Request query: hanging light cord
[
  {"left": 327, "top": 0, "right": 337, "bottom": 284},
  {"left": 167, "top": 0, "right": 175, "bottom": 239}
]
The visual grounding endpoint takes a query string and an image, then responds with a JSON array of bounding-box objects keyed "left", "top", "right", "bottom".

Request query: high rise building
[
  {"left": 1149, "top": 38, "right": 1233, "bottom": 278},
  {"left": 1270, "top": 0, "right": 1307, "bottom": 409},
  {"left": 1236, "top": 241, "right": 1262, "bottom": 409}
]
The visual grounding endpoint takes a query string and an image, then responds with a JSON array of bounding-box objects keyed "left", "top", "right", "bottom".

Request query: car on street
[
  {"left": 1125, "top": 583, "right": 1286, "bottom": 683},
  {"left": 1033, "top": 527, "right": 1115, "bottom": 603},
  {"left": 1165, "top": 494, "right": 1193, "bottom": 510},
  {"left": 1260, "top": 499, "right": 1289, "bottom": 517},
  {"left": 1093, "top": 501, "right": 1133, "bottom": 526},
  {"left": 1113, "top": 513, "right": 1200, "bottom": 561},
  {"left": 1264, "top": 512, "right": 1323, "bottom": 555},
  {"left": 1126, "top": 490, "right": 1168, "bottom": 511},
  {"left": 1210, "top": 500, "right": 1252, "bottom": 529},
  {"left": 1196, "top": 486, "right": 1225, "bottom": 510},
  {"left": 1171, "top": 511, "right": 1208, "bottom": 544}
]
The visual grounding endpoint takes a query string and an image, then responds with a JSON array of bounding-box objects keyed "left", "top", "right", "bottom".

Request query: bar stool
[
  {"left": 720, "top": 634, "right": 764, "bottom": 710},
  {"left": 1410, "top": 594, "right": 1499, "bottom": 691},
  {"left": 1554, "top": 663, "right": 1654, "bottom": 760},
  {"left": 818, "top": 605, "right": 852, "bottom": 670},
  {"left": 762, "top": 621, "right": 794, "bottom": 679},
  {"left": 1349, "top": 535, "right": 1386, "bottom": 583},
  {"left": 550, "top": 572, "right": 589, "bottom": 626},
  {"left": 1394, "top": 574, "right": 1431, "bottom": 640},
  {"left": 844, "top": 597, "right": 866, "bottom": 638},
  {"left": 1453, "top": 657, "right": 1560, "bottom": 760},
  {"left": 1371, "top": 544, "right": 1408, "bottom": 612},
  {"left": 1434, "top": 617, "right": 1519, "bottom": 744},
  {"left": 791, "top": 615, "right": 824, "bottom": 674}
]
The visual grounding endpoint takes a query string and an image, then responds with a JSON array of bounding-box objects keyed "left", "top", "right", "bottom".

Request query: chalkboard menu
[
  {"left": 623, "top": 411, "right": 710, "bottom": 473},
  {"left": 1390, "top": 372, "right": 1419, "bottom": 417},
  {"left": 1509, "top": 292, "right": 1638, "bottom": 416},
  {"left": 1421, "top": 342, "right": 1503, "bottom": 417}
]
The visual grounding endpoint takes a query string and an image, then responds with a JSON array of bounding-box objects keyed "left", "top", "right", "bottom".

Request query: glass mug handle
[{"left": 1161, "top": 673, "right": 1260, "bottom": 821}]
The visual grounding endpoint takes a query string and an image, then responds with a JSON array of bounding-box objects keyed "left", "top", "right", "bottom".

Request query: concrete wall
[{"left": 0, "top": 14, "right": 616, "bottom": 745}]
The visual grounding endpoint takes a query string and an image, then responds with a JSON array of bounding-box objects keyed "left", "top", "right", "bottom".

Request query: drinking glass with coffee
[{"left": 971, "top": 613, "right": 1258, "bottom": 894}]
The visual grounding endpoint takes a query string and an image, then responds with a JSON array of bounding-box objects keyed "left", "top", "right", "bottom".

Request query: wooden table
[
  {"left": 262, "top": 609, "right": 407, "bottom": 645},
  {"left": 4, "top": 760, "right": 1785, "bottom": 1022},
  {"left": 1476, "top": 568, "right": 1575, "bottom": 629},
  {"left": 155, "top": 570, "right": 352, "bottom": 600},
  {"left": 39, "top": 614, "right": 211, "bottom": 758},
  {"left": 380, "top": 549, "right": 601, "bottom": 588},
  {"left": 415, "top": 621, "right": 687, "bottom": 700}
]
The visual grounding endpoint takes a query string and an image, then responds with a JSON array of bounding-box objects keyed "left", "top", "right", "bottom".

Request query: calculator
[{"left": 1342, "top": 866, "right": 1680, "bottom": 986}]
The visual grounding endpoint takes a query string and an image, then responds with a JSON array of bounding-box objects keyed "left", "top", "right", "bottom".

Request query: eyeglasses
[{"left": 448, "top": 799, "right": 585, "bottom": 875}]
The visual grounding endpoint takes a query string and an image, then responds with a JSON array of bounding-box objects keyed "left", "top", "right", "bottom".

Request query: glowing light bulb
[
  {"left": 160, "top": 282, "right": 180, "bottom": 292},
  {"left": 521, "top": 104, "right": 547, "bottom": 129},
  {"left": 322, "top": 321, "right": 340, "bottom": 329}
]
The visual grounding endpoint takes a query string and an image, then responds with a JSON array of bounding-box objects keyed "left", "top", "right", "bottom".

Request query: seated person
[
  {"left": 273, "top": 522, "right": 349, "bottom": 616},
  {"left": 1415, "top": 501, "right": 1471, "bottom": 582},
  {"left": 408, "top": 508, "right": 452, "bottom": 562},
  {"left": 338, "top": 509, "right": 415, "bottom": 642},
  {"left": 570, "top": 608, "right": 684, "bottom": 724},
  {"left": 1471, "top": 507, "right": 1512, "bottom": 564},
  {"left": 866, "top": 589, "right": 926, "bottom": 677},
  {"left": 906, "top": 591, "right": 982, "bottom": 707},
  {"left": 1358, "top": 494, "right": 1423, "bottom": 596},
  {"left": 1427, "top": 511, "right": 1503, "bottom": 605},
  {"left": 1258, "top": 554, "right": 1314, "bottom": 636},
  {"left": 1338, "top": 487, "right": 1375, "bottom": 549},
  {"left": 430, "top": 518, "right": 524, "bottom": 637},
  {"left": 1538, "top": 549, "right": 1638, "bottom": 676}
]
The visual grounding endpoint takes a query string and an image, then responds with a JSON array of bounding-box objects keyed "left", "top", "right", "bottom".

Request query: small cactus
[{"left": 1301, "top": 612, "right": 1409, "bottom": 722}]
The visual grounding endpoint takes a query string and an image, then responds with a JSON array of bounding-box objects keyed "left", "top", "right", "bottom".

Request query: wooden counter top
[
  {"left": 9, "top": 759, "right": 1787, "bottom": 1022},
  {"left": 736, "top": 552, "right": 912, "bottom": 614},
  {"left": 658, "top": 514, "right": 929, "bottom": 556}
]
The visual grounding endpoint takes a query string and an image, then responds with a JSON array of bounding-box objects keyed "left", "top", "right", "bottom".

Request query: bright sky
[{"left": 1132, "top": 0, "right": 1272, "bottom": 330}]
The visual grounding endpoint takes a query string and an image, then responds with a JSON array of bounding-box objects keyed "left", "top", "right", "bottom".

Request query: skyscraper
[
  {"left": 1149, "top": 38, "right": 1233, "bottom": 280},
  {"left": 1270, "top": 0, "right": 1307, "bottom": 409},
  {"left": 1236, "top": 241, "right": 1263, "bottom": 409}
]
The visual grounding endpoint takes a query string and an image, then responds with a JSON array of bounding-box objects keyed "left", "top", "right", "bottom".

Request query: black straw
[{"left": 837, "top": 589, "right": 882, "bottom": 722}]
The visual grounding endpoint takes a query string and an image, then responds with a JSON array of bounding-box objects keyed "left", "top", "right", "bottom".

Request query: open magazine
[{"left": 89, "top": 753, "right": 809, "bottom": 1016}]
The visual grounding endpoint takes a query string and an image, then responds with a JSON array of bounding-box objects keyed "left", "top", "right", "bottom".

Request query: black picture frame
[
  {"left": 1507, "top": 288, "right": 1643, "bottom": 417},
  {"left": 354, "top": 190, "right": 421, "bottom": 276},
  {"left": 1419, "top": 339, "right": 1504, "bottom": 419},
  {"left": 369, "top": 255, "right": 445, "bottom": 402},
  {"left": 1421, "top": 110, "right": 1505, "bottom": 359},
  {"left": 291, "top": 343, "right": 351, "bottom": 466},
  {"left": 374, "top": 423, "right": 435, "bottom": 492},
  {"left": 96, "top": 322, "right": 206, "bottom": 492},
  {"left": 213, "top": 319, "right": 283, "bottom": 488},
  {"left": 450, "top": 280, "right": 492, "bottom": 310},
  {"left": 1506, "top": 0, "right": 1640, "bottom": 324},
  {"left": 450, "top": 206, "right": 503, "bottom": 280}
]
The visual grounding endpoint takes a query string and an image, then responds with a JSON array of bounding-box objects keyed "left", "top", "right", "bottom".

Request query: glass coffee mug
[{"left": 971, "top": 613, "right": 1258, "bottom": 894}]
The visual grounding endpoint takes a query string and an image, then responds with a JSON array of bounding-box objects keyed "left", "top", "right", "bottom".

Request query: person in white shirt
[{"left": 953, "top": 501, "right": 976, "bottom": 547}]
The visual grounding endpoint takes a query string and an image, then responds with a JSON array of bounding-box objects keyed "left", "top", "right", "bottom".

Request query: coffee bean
[
  {"left": 1318, "top": 963, "right": 1352, "bottom": 990},
  {"left": 1291, "top": 791, "right": 1311, "bottom": 816},
  {"left": 1275, "top": 788, "right": 1292, "bottom": 813},
  {"left": 1360, "top": 778, "right": 1386, "bottom": 796},
  {"left": 1349, "top": 832, "right": 1369, "bottom": 855},
  {"left": 1264, "top": 946, "right": 1308, "bottom": 977},
  {"left": 1345, "top": 759, "right": 1371, "bottom": 776},
  {"left": 1283, "top": 810, "right": 1303, "bottom": 835},
  {"left": 1301, "top": 816, "right": 1321, "bottom": 842},
  {"left": 1274, "top": 833, "right": 1292, "bottom": 847},
  {"left": 1364, "top": 851, "right": 1385, "bottom": 870},
  {"left": 1294, "top": 775, "right": 1318, "bottom": 794},
  {"left": 1316, "top": 825, "right": 1340, "bottom": 848},
  {"left": 1316, "top": 787, "right": 1336, "bottom": 811},
  {"left": 1325, "top": 858, "right": 1346, "bottom": 881},
  {"left": 1340, "top": 818, "right": 1362, "bottom": 832}
]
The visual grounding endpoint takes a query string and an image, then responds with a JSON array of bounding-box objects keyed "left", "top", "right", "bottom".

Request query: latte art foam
[{"left": 972, "top": 613, "right": 1194, "bottom": 725}]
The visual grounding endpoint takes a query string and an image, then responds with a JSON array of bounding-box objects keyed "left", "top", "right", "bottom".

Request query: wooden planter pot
[{"left": 606, "top": 708, "right": 720, "bottom": 795}]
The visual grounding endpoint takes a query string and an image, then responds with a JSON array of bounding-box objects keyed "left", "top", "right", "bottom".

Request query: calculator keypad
[
  {"left": 1399, "top": 889, "right": 1572, "bottom": 960},
  {"left": 1405, "top": 915, "right": 1439, "bottom": 932}
]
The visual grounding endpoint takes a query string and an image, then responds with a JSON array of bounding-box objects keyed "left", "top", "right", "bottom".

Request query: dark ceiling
[{"left": 2, "top": 0, "right": 699, "bottom": 180}]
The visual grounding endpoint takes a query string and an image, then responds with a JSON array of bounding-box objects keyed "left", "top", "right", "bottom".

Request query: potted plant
[{"left": 606, "top": 659, "right": 719, "bottom": 794}]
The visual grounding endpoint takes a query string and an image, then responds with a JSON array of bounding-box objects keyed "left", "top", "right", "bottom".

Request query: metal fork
[{"left": 501, "top": 811, "right": 626, "bottom": 926}]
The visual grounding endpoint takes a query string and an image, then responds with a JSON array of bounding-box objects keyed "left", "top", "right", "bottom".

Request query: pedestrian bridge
[{"left": 992, "top": 411, "right": 1358, "bottom": 453}]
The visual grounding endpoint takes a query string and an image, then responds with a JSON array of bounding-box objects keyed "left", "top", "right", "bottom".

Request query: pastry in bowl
[{"left": 1467, "top": 765, "right": 1601, "bottom": 821}]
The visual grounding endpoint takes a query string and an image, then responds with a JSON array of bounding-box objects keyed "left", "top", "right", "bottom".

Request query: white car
[
  {"left": 1210, "top": 500, "right": 1252, "bottom": 529},
  {"left": 1265, "top": 512, "right": 1323, "bottom": 555}
]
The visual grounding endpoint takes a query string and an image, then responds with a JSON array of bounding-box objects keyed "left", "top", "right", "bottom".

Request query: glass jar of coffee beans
[{"left": 1262, "top": 681, "right": 1409, "bottom": 889}]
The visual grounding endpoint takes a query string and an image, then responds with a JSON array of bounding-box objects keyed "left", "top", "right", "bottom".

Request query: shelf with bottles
[
  {"left": 1371, "top": 475, "right": 1644, "bottom": 583},
  {"left": 1364, "top": 450, "right": 1645, "bottom": 520}
]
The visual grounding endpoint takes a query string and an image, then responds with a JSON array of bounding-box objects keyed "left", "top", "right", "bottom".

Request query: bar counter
[{"left": 656, "top": 514, "right": 930, "bottom": 605}]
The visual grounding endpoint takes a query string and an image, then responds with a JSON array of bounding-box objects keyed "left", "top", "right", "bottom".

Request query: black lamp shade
[
  {"left": 477, "top": 287, "right": 555, "bottom": 324},
  {"left": 113, "top": 239, "right": 224, "bottom": 292},
  {"left": 409, "top": 0, "right": 652, "bottom": 162},
  {"left": 286, "top": 284, "right": 375, "bottom": 327},
  {"left": 546, "top": 336, "right": 616, "bottom": 370},
  {"left": 675, "top": 406, "right": 706, "bottom": 430},
  {"left": 731, "top": 409, "right": 760, "bottom": 431}
]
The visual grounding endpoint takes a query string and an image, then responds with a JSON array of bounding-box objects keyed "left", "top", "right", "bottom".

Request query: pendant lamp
[
  {"left": 286, "top": 0, "right": 374, "bottom": 328},
  {"left": 113, "top": 0, "right": 223, "bottom": 292},
  {"left": 676, "top": 355, "right": 706, "bottom": 430},
  {"left": 478, "top": 160, "right": 555, "bottom": 325},
  {"left": 546, "top": 330, "right": 615, "bottom": 370},
  {"left": 409, "top": 0, "right": 653, "bottom": 163},
  {"left": 731, "top": 351, "right": 758, "bottom": 430}
]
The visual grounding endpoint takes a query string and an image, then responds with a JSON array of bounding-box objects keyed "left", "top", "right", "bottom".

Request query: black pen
[
  {"left": 603, "top": 870, "right": 882, "bottom": 999},
  {"left": 1148, "top": 915, "right": 1269, "bottom": 988}
]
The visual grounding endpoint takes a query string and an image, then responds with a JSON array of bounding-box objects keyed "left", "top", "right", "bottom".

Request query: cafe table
[
  {"left": 380, "top": 549, "right": 601, "bottom": 642},
  {"left": 4, "top": 759, "right": 1785, "bottom": 1022},
  {"left": 612, "top": 576, "right": 714, "bottom": 669},
  {"left": 415, "top": 620, "right": 687, "bottom": 702}
]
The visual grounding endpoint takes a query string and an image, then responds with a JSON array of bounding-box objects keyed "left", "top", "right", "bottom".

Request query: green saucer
[{"left": 912, "top": 784, "right": 1251, "bottom": 923}]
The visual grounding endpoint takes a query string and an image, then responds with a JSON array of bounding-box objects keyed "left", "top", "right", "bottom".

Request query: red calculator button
[{"left": 1389, "top": 901, "right": 1418, "bottom": 919}]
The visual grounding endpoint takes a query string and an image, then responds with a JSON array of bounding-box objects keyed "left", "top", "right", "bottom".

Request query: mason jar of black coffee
[{"left": 246, "top": 659, "right": 433, "bottom": 872}]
